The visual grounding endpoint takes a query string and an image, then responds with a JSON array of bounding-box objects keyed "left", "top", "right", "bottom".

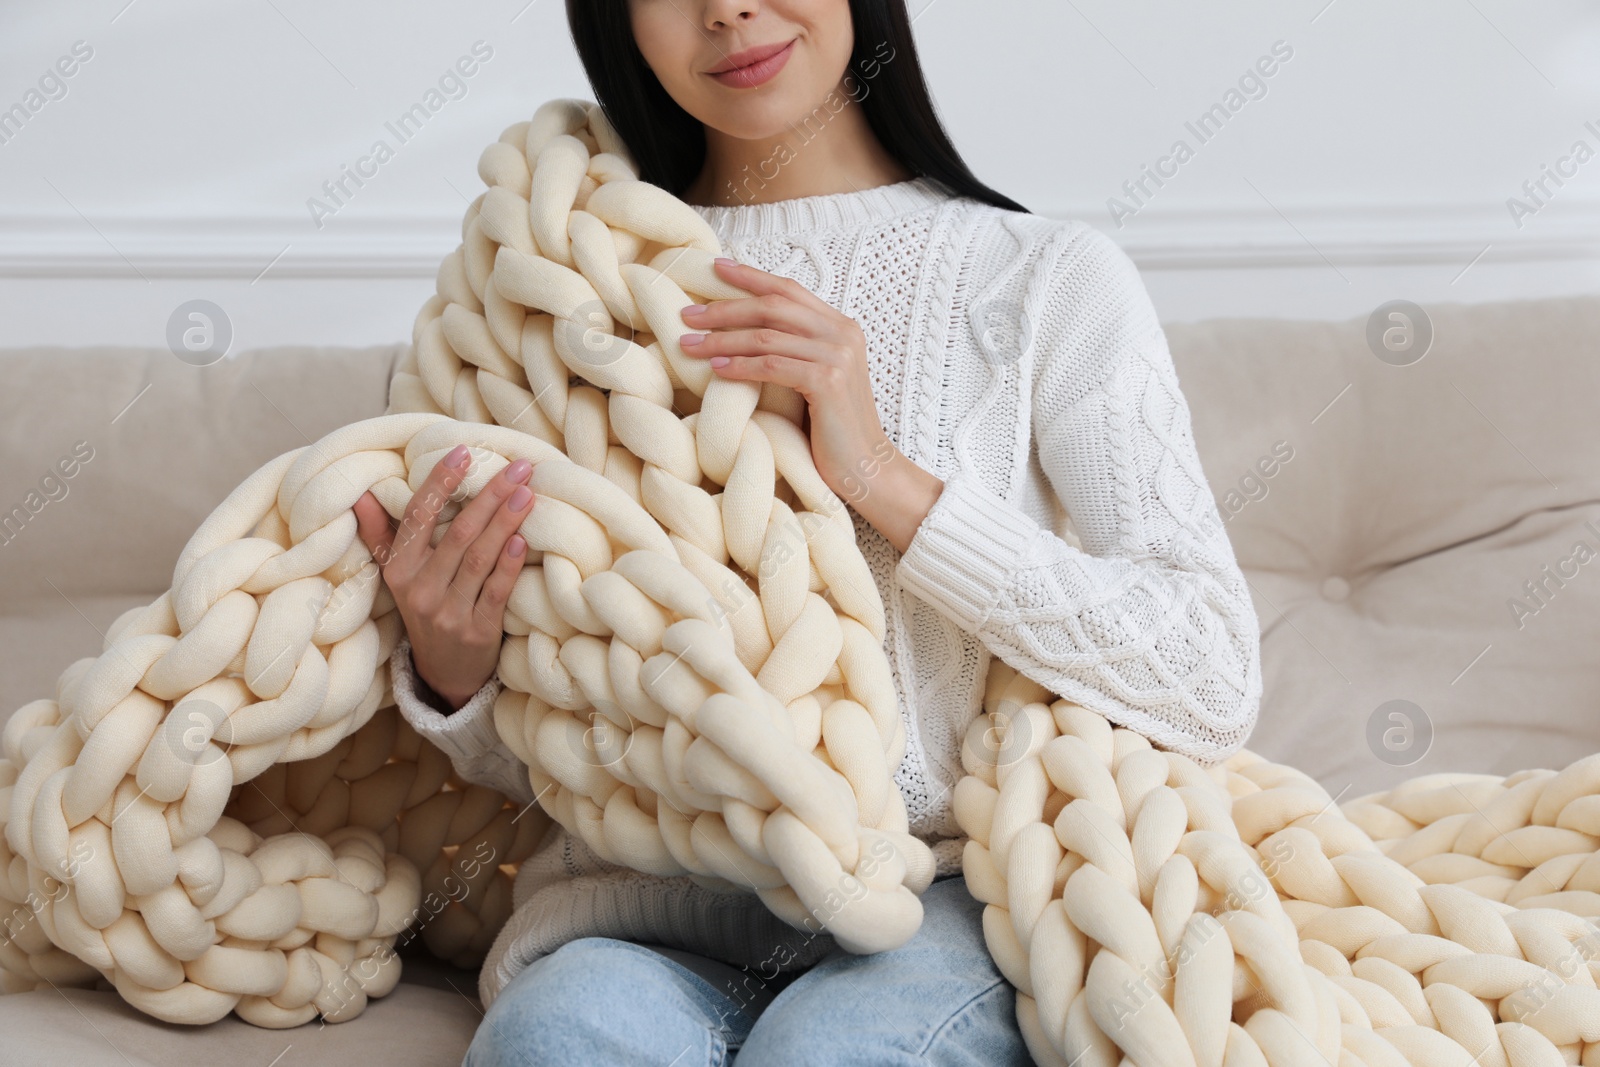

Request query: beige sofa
[{"left": 2, "top": 293, "right": 1597, "bottom": 1064}]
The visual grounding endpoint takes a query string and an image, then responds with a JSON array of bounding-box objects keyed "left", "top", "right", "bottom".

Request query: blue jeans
[{"left": 462, "top": 874, "right": 1032, "bottom": 1066}]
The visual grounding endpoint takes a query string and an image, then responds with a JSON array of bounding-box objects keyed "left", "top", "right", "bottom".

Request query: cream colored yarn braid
[
  {"left": 964, "top": 664, "right": 1600, "bottom": 1067},
  {"left": 3, "top": 98, "right": 1599, "bottom": 1066},
  {"left": 0, "top": 97, "right": 933, "bottom": 1028}
]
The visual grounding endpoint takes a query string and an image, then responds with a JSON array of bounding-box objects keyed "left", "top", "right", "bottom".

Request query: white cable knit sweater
[{"left": 388, "top": 174, "right": 1264, "bottom": 1007}]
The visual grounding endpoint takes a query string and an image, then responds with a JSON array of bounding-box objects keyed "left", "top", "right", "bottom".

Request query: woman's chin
[{"left": 694, "top": 90, "right": 830, "bottom": 142}]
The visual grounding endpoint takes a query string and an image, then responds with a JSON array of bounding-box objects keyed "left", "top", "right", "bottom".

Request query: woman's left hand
[{"left": 679, "top": 257, "right": 897, "bottom": 507}]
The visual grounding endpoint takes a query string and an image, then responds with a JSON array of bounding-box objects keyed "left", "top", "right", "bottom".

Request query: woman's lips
[{"left": 708, "top": 39, "right": 795, "bottom": 89}]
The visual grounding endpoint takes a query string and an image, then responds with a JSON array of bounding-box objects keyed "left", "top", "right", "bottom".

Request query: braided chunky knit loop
[
  {"left": 0, "top": 418, "right": 553, "bottom": 1026},
  {"left": 0, "top": 97, "right": 933, "bottom": 1027},
  {"left": 958, "top": 661, "right": 1600, "bottom": 1067},
  {"left": 385, "top": 98, "right": 937, "bottom": 950},
  {"left": 389, "top": 97, "right": 809, "bottom": 437}
]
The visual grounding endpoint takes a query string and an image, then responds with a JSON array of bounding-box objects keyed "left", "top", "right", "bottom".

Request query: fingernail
[
  {"left": 680, "top": 333, "right": 704, "bottom": 346},
  {"left": 683, "top": 304, "right": 707, "bottom": 315},
  {"left": 445, "top": 444, "right": 470, "bottom": 468},
  {"left": 715, "top": 257, "right": 736, "bottom": 267},
  {"left": 508, "top": 486, "right": 532, "bottom": 510},
  {"left": 710, "top": 356, "right": 729, "bottom": 368},
  {"left": 506, "top": 458, "right": 532, "bottom": 481},
  {"left": 508, "top": 535, "right": 526, "bottom": 557}
]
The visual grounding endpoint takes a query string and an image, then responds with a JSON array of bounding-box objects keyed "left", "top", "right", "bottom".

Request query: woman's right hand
[{"left": 352, "top": 443, "right": 537, "bottom": 710}]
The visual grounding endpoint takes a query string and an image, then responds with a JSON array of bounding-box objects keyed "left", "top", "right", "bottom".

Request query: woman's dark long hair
[{"left": 564, "top": 0, "right": 1029, "bottom": 214}]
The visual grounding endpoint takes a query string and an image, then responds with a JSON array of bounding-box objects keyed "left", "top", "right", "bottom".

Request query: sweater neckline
[{"left": 690, "top": 175, "right": 953, "bottom": 238}]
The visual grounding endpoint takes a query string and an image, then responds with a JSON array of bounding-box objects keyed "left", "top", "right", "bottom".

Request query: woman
[{"left": 352, "top": 0, "right": 1264, "bottom": 1062}]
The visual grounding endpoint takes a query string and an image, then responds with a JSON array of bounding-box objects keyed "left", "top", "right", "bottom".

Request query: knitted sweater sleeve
[
  {"left": 893, "top": 222, "right": 1263, "bottom": 763},
  {"left": 388, "top": 634, "right": 539, "bottom": 807}
]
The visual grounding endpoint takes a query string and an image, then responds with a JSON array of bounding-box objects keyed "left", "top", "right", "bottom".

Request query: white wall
[{"left": 1, "top": 0, "right": 1597, "bottom": 349}]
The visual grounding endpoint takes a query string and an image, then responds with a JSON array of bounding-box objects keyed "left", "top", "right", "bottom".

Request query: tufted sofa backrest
[{"left": 1166, "top": 294, "right": 1600, "bottom": 795}]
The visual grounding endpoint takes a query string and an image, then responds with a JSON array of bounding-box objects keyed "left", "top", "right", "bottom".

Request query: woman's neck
[{"left": 682, "top": 89, "right": 914, "bottom": 208}]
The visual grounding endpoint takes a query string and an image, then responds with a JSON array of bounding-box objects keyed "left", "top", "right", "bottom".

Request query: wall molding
[
  {"left": 1104, "top": 199, "right": 1600, "bottom": 271},
  {"left": 2, "top": 200, "right": 1596, "bottom": 279}
]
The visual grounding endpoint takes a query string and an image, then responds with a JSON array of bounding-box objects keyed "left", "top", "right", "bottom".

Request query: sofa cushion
[
  {"left": 0, "top": 343, "right": 403, "bottom": 717},
  {"left": 1166, "top": 294, "right": 1600, "bottom": 797}
]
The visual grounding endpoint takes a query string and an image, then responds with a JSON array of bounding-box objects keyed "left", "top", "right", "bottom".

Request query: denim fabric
[{"left": 462, "top": 874, "right": 1032, "bottom": 1066}]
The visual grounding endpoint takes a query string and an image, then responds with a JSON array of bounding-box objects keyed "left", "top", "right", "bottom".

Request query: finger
[
  {"left": 352, "top": 491, "right": 397, "bottom": 566},
  {"left": 681, "top": 327, "right": 838, "bottom": 367},
  {"left": 681, "top": 292, "right": 829, "bottom": 339},
  {"left": 700, "top": 352, "right": 816, "bottom": 391},
  {"left": 474, "top": 532, "right": 527, "bottom": 635},
  {"left": 711, "top": 258, "right": 834, "bottom": 316},
  {"left": 449, "top": 475, "right": 536, "bottom": 619},
  {"left": 390, "top": 443, "right": 472, "bottom": 575},
  {"left": 419, "top": 456, "right": 534, "bottom": 602}
]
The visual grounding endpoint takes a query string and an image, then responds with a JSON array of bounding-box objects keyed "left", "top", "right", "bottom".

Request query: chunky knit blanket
[{"left": 4, "top": 99, "right": 1599, "bottom": 1066}]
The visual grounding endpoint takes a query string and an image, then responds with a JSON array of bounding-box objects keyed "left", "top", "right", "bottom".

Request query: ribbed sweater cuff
[
  {"left": 389, "top": 635, "right": 504, "bottom": 765},
  {"left": 894, "top": 469, "right": 1038, "bottom": 633}
]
